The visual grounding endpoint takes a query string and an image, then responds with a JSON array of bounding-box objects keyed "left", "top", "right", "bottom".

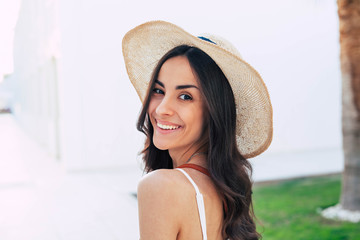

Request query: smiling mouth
[{"left": 156, "top": 122, "right": 181, "bottom": 130}]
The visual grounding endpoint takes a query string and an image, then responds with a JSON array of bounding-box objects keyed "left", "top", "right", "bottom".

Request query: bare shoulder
[
  {"left": 138, "top": 169, "right": 177, "bottom": 190},
  {"left": 138, "top": 168, "right": 192, "bottom": 202},
  {"left": 137, "top": 169, "right": 193, "bottom": 239}
]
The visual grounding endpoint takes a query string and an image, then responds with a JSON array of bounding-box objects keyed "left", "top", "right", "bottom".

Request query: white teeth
[{"left": 157, "top": 122, "right": 180, "bottom": 130}]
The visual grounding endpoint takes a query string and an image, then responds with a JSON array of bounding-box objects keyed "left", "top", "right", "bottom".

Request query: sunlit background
[{"left": 0, "top": 0, "right": 343, "bottom": 239}]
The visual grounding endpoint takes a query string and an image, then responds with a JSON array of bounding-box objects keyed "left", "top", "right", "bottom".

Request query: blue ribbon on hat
[{"left": 198, "top": 36, "right": 217, "bottom": 45}]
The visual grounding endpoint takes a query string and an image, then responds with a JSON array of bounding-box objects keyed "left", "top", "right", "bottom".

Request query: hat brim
[{"left": 122, "top": 20, "right": 273, "bottom": 158}]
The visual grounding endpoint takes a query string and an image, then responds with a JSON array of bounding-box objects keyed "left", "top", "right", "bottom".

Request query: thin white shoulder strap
[{"left": 176, "top": 168, "right": 207, "bottom": 240}]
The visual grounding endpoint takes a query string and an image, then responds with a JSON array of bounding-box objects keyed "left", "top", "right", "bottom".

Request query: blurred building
[
  {"left": 12, "top": 0, "right": 142, "bottom": 170},
  {"left": 0, "top": 75, "right": 13, "bottom": 113},
  {"left": 11, "top": 0, "right": 342, "bottom": 170},
  {"left": 12, "top": 1, "right": 61, "bottom": 158}
]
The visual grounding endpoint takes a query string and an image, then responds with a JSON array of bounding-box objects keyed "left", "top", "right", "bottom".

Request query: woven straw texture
[{"left": 122, "top": 20, "right": 273, "bottom": 158}]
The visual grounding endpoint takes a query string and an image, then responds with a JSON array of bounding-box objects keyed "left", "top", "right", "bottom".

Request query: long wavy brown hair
[{"left": 137, "top": 45, "right": 260, "bottom": 240}]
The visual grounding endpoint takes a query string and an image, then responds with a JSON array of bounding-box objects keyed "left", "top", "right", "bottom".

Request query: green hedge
[{"left": 253, "top": 174, "right": 360, "bottom": 240}]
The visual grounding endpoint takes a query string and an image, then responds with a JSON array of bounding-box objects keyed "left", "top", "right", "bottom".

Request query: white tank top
[{"left": 176, "top": 168, "right": 208, "bottom": 240}]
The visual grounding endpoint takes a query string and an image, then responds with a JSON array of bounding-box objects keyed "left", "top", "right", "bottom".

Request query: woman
[{"left": 122, "top": 21, "right": 272, "bottom": 240}]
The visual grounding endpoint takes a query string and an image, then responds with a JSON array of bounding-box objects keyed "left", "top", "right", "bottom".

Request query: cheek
[
  {"left": 194, "top": 108, "right": 208, "bottom": 139},
  {"left": 197, "top": 112, "right": 206, "bottom": 132},
  {"left": 148, "top": 98, "right": 157, "bottom": 116},
  {"left": 147, "top": 99, "right": 157, "bottom": 127},
  {"left": 186, "top": 107, "right": 205, "bottom": 132}
]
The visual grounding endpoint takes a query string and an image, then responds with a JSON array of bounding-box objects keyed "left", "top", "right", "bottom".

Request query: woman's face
[{"left": 148, "top": 56, "right": 206, "bottom": 153}]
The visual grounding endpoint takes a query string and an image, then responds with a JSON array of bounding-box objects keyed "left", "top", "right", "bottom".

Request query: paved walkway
[{"left": 0, "top": 114, "right": 343, "bottom": 240}]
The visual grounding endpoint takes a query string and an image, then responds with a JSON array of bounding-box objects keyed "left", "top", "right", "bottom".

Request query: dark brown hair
[{"left": 137, "top": 45, "right": 260, "bottom": 240}]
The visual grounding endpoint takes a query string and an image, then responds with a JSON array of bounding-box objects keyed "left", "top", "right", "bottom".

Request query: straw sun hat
[{"left": 122, "top": 20, "right": 272, "bottom": 158}]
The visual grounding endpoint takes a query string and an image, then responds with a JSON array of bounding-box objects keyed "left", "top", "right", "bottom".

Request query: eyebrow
[
  {"left": 155, "top": 79, "right": 199, "bottom": 90},
  {"left": 155, "top": 80, "right": 165, "bottom": 87}
]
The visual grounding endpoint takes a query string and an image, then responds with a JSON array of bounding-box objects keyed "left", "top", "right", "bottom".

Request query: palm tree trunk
[{"left": 338, "top": 0, "right": 360, "bottom": 211}]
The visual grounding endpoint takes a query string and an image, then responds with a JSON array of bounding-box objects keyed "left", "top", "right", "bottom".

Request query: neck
[{"left": 169, "top": 146, "right": 207, "bottom": 168}]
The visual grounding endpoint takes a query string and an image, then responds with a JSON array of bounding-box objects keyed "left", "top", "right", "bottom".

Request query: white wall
[
  {"left": 12, "top": 0, "right": 61, "bottom": 158},
  {"left": 13, "top": 0, "right": 341, "bottom": 169}
]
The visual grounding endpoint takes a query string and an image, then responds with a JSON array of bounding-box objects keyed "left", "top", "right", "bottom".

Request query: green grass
[{"left": 253, "top": 174, "right": 360, "bottom": 240}]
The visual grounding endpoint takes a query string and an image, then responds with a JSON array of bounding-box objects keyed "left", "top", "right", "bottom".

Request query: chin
[{"left": 153, "top": 139, "right": 170, "bottom": 151}]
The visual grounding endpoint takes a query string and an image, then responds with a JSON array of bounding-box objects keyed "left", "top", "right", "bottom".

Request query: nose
[{"left": 155, "top": 96, "right": 174, "bottom": 116}]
